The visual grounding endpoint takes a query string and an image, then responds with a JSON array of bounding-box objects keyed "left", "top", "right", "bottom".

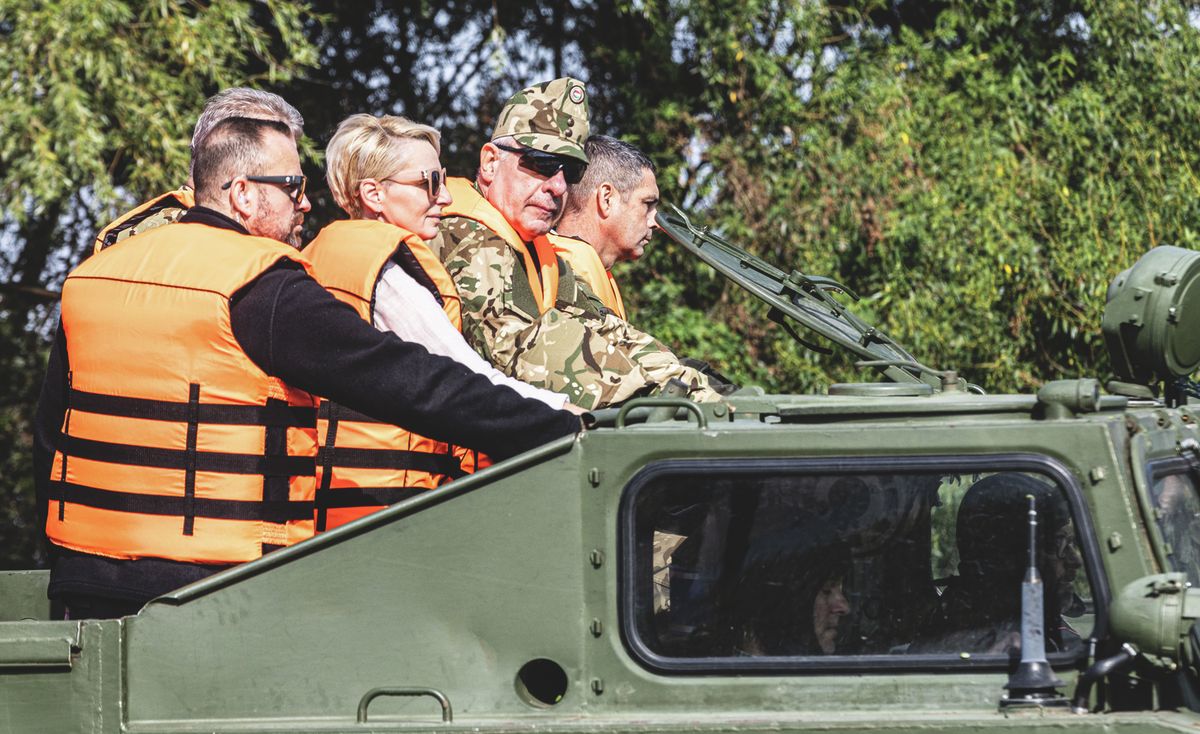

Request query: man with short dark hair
[
  {"left": 93, "top": 87, "right": 305, "bottom": 252},
  {"left": 549, "top": 135, "right": 660, "bottom": 320},
  {"left": 35, "top": 113, "right": 581, "bottom": 619},
  {"left": 437, "top": 78, "right": 722, "bottom": 409}
]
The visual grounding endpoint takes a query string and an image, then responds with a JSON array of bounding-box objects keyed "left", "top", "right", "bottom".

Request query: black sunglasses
[
  {"left": 382, "top": 168, "right": 447, "bottom": 199},
  {"left": 493, "top": 142, "right": 587, "bottom": 184},
  {"left": 222, "top": 174, "right": 307, "bottom": 205}
]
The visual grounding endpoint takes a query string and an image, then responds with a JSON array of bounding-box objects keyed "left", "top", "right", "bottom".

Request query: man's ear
[
  {"left": 228, "top": 178, "right": 255, "bottom": 219},
  {"left": 596, "top": 182, "right": 617, "bottom": 218},
  {"left": 359, "top": 179, "right": 385, "bottom": 215},
  {"left": 478, "top": 143, "right": 500, "bottom": 187}
]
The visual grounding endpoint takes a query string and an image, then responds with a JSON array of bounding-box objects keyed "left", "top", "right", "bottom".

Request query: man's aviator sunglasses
[
  {"left": 493, "top": 142, "right": 586, "bottom": 184},
  {"left": 222, "top": 175, "right": 307, "bottom": 205}
]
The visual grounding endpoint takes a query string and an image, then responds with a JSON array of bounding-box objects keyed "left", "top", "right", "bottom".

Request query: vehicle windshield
[{"left": 1150, "top": 470, "right": 1200, "bottom": 584}]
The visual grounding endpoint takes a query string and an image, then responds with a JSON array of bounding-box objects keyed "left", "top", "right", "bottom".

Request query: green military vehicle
[{"left": 3, "top": 209, "right": 1200, "bottom": 733}]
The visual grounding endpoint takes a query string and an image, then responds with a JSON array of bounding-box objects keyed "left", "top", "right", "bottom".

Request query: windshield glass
[
  {"left": 628, "top": 462, "right": 1094, "bottom": 668},
  {"left": 1150, "top": 470, "right": 1200, "bottom": 584}
]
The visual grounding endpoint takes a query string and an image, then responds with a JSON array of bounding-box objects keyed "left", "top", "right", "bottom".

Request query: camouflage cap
[{"left": 491, "top": 77, "right": 590, "bottom": 164}]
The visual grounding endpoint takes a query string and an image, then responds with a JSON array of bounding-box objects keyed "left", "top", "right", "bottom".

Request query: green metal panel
[
  {"left": 0, "top": 571, "right": 52, "bottom": 622},
  {"left": 121, "top": 441, "right": 590, "bottom": 729},
  {"left": 2, "top": 407, "right": 1199, "bottom": 732},
  {"left": 0, "top": 620, "right": 122, "bottom": 734}
]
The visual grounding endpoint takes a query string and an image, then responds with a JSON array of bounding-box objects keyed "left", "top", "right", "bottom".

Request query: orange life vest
[
  {"left": 443, "top": 178, "right": 560, "bottom": 314},
  {"left": 303, "top": 219, "right": 488, "bottom": 531},
  {"left": 48, "top": 222, "right": 319, "bottom": 564},
  {"left": 547, "top": 232, "right": 627, "bottom": 320},
  {"left": 94, "top": 188, "right": 196, "bottom": 254}
]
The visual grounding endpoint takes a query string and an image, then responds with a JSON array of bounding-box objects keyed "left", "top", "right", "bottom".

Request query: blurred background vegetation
[{"left": 4, "top": 0, "right": 1200, "bottom": 567}]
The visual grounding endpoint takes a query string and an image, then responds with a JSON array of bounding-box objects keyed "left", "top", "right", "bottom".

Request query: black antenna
[{"left": 1002, "top": 494, "right": 1067, "bottom": 707}]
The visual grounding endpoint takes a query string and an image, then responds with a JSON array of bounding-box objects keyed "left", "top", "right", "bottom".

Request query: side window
[
  {"left": 1150, "top": 469, "right": 1200, "bottom": 585},
  {"left": 628, "top": 462, "right": 1094, "bottom": 669}
]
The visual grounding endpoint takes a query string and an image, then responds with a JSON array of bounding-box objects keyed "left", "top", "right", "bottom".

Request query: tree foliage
[
  {"left": 612, "top": 0, "right": 1200, "bottom": 393},
  {"left": 6, "top": 0, "right": 1200, "bottom": 566},
  {"left": 0, "top": 0, "right": 319, "bottom": 567}
]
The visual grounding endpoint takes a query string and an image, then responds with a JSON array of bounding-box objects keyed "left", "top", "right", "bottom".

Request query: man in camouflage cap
[
  {"left": 492, "top": 76, "right": 591, "bottom": 162},
  {"left": 436, "top": 77, "right": 723, "bottom": 409}
]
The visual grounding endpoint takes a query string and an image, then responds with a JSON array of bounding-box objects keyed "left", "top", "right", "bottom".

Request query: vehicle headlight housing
[{"left": 1102, "top": 246, "right": 1200, "bottom": 385}]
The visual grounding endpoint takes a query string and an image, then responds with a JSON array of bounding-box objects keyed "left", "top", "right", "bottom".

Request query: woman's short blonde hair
[{"left": 325, "top": 113, "right": 441, "bottom": 217}]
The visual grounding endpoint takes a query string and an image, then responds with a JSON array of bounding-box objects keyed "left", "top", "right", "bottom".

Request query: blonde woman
[{"left": 304, "top": 114, "right": 575, "bottom": 531}]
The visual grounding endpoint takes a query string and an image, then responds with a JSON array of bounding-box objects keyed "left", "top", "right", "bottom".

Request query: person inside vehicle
[
  {"left": 908, "top": 472, "right": 1084, "bottom": 655},
  {"left": 303, "top": 113, "right": 581, "bottom": 530},
  {"left": 435, "top": 76, "right": 727, "bottom": 409},
  {"left": 34, "top": 112, "right": 582, "bottom": 619},
  {"left": 548, "top": 134, "right": 659, "bottom": 321},
  {"left": 732, "top": 538, "right": 853, "bottom": 656}
]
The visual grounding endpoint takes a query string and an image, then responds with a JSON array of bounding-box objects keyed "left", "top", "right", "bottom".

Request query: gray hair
[
  {"left": 191, "top": 117, "right": 294, "bottom": 204},
  {"left": 189, "top": 88, "right": 304, "bottom": 175},
  {"left": 563, "top": 135, "right": 655, "bottom": 216}
]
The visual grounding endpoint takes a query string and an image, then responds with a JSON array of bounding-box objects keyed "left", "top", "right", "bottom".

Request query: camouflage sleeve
[{"left": 441, "top": 221, "right": 722, "bottom": 410}]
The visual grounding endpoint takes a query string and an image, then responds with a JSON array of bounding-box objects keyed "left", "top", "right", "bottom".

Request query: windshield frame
[{"left": 618, "top": 452, "right": 1109, "bottom": 676}]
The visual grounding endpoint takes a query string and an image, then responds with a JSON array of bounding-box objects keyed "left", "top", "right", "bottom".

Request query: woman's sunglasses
[
  {"left": 493, "top": 142, "right": 587, "bottom": 184},
  {"left": 382, "top": 168, "right": 447, "bottom": 199}
]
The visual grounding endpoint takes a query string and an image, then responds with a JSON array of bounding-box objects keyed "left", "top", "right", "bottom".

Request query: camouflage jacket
[
  {"left": 94, "top": 188, "right": 194, "bottom": 254},
  {"left": 437, "top": 191, "right": 721, "bottom": 410}
]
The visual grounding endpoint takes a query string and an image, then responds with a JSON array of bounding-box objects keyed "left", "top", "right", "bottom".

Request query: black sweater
[{"left": 34, "top": 207, "right": 580, "bottom": 604}]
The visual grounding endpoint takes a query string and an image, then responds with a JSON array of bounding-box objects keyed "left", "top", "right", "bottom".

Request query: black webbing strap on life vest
[
  {"left": 68, "top": 388, "right": 315, "bottom": 426},
  {"left": 260, "top": 397, "right": 296, "bottom": 525},
  {"left": 315, "top": 486, "right": 425, "bottom": 511},
  {"left": 57, "top": 372, "right": 74, "bottom": 522},
  {"left": 45, "top": 481, "right": 314, "bottom": 521},
  {"left": 183, "top": 383, "right": 199, "bottom": 535},
  {"left": 317, "top": 401, "right": 380, "bottom": 424},
  {"left": 315, "top": 447, "right": 465, "bottom": 476},
  {"left": 55, "top": 386, "right": 316, "bottom": 530},
  {"left": 315, "top": 402, "right": 466, "bottom": 476},
  {"left": 55, "top": 434, "right": 315, "bottom": 476},
  {"left": 314, "top": 399, "right": 465, "bottom": 532},
  {"left": 316, "top": 400, "right": 342, "bottom": 532}
]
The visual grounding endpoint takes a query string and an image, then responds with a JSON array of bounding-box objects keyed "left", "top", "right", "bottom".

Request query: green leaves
[
  {"left": 619, "top": 0, "right": 1200, "bottom": 393},
  {"left": 0, "top": 0, "right": 319, "bottom": 229},
  {"left": 0, "top": 0, "right": 319, "bottom": 569}
]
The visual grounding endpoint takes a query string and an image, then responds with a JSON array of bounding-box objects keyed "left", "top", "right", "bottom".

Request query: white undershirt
[{"left": 373, "top": 261, "right": 568, "bottom": 409}]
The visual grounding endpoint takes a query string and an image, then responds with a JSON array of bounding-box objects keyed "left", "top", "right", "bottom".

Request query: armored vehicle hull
[
  {"left": 4, "top": 387, "right": 1200, "bottom": 732},
  {"left": 7, "top": 226, "right": 1200, "bottom": 732}
]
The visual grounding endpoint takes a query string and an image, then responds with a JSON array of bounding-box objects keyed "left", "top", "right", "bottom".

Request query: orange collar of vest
[
  {"left": 444, "top": 178, "right": 559, "bottom": 313},
  {"left": 547, "top": 232, "right": 626, "bottom": 320}
]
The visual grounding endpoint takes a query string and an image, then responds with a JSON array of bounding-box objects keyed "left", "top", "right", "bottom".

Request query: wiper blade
[{"left": 657, "top": 204, "right": 944, "bottom": 388}]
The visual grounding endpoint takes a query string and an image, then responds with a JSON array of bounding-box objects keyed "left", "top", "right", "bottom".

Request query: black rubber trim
[
  {"left": 47, "top": 480, "right": 314, "bottom": 521},
  {"left": 315, "top": 486, "right": 425, "bottom": 509},
  {"left": 617, "top": 453, "right": 1109, "bottom": 676},
  {"left": 69, "top": 388, "right": 315, "bottom": 427}
]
